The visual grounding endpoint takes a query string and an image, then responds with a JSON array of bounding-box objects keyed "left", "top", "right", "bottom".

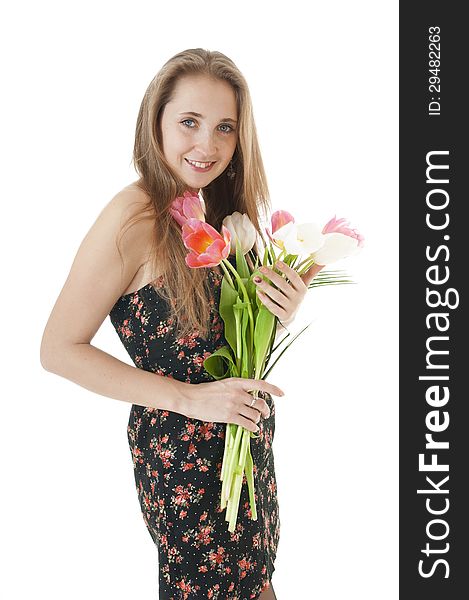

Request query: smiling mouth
[{"left": 185, "top": 158, "right": 216, "bottom": 168}]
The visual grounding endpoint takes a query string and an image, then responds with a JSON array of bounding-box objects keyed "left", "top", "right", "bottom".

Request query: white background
[{"left": 1, "top": 1, "right": 398, "bottom": 598}]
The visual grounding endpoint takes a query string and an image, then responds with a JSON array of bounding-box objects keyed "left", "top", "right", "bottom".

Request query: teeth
[{"left": 187, "top": 159, "right": 213, "bottom": 168}]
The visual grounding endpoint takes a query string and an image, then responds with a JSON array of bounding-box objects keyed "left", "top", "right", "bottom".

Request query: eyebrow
[{"left": 179, "top": 111, "right": 237, "bottom": 124}]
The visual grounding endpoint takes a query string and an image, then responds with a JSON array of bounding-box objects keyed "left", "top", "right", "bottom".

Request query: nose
[{"left": 195, "top": 127, "right": 217, "bottom": 158}]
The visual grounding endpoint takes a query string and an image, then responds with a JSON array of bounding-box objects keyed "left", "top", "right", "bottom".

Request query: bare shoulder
[
  {"left": 113, "top": 181, "right": 153, "bottom": 216},
  {"left": 109, "top": 181, "right": 155, "bottom": 244},
  {"left": 40, "top": 182, "right": 157, "bottom": 360},
  {"left": 81, "top": 182, "right": 156, "bottom": 279}
]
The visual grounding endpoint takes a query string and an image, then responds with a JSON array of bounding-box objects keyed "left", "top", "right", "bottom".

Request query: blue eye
[
  {"left": 219, "top": 124, "right": 235, "bottom": 133},
  {"left": 180, "top": 119, "right": 235, "bottom": 134}
]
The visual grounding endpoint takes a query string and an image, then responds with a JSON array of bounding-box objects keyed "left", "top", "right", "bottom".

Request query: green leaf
[
  {"left": 253, "top": 305, "right": 276, "bottom": 377},
  {"left": 240, "top": 306, "right": 250, "bottom": 377},
  {"left": 271, "top": 328, "right": 291, "bottom": 353},
  {"left": 262, "top": 322, "right": 312, "bottom": 379},
  {"left": 203, "top": 345, "right": 238, "bottom": 380},
  {"left": 219, "top": 277, "right": 241, "bottom": 355},
  {"left": 308, "top": 276, "right": 355, "bottom": 289},
  {"left": 306, "top": 268, "right": 354, "bottom": 289},
  {"left": 244, "top": 272, "right": 257, "bottom": 304},
  {"left": 235, "top": 237, "right": 250, "bottom": 280},
  {"left": 252, "top": 251, "right": 260, "bottom": 269}
]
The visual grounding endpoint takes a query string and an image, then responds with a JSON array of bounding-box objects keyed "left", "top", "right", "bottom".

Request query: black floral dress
[{"left": 108, "top": 261, "right": 280, "bottom": 600}]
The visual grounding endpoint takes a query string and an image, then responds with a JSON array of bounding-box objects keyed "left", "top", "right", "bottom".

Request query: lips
[
  {"left": 185, "top": 158, "right": 216, "bottom": 172},
  {"left": 185, "top": 158, "right": 215, "bottom": 166}
]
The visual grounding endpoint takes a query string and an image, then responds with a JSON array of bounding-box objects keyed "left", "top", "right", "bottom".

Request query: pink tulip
[
  {"left": 312, "top": 216, "right": 364, "bottom": 265},
  {"left": 266, "top": 210, "right": 295, "bottom": 245},
  {"left": 271, "top": 210, "right": 295, "bottom": 233},
  {"left": 170, "top": 191, "right": 205, "bottom": 227},
  {"left": 182, "top": 218, "right": 232, "bottom": 268},
  {"left": 322, "top": 216, "right": 365, "bottom": 247}
]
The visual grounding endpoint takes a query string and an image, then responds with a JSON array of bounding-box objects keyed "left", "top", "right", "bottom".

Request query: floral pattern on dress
[{"left": 109, "top": 261, "right": 280, "bottom": 600}]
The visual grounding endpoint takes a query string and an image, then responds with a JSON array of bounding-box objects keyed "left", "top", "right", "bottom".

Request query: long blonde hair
[{"left": 118, "top": 48, "right": 271, "bottom": 339}]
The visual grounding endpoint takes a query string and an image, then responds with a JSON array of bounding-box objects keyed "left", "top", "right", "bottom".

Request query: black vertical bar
[{"left": 400, "top": 3, "right": 467, "bottom": 597}]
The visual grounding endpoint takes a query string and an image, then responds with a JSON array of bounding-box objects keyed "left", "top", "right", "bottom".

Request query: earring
[{"left": 227, "top": 159, "right": 236, "bottom": 180}]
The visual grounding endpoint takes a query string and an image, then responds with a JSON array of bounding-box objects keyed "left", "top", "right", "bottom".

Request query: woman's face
[{"left": 160, "top": 74, "right": 238, "bottom": 193}]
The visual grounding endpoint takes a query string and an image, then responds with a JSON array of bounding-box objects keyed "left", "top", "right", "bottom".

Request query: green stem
[
  {"left": 222, "top": 424, "right": 243, "bottom": 504},
  {"left": 218, "top": 261, "right": 235, "bottom": 288},
  {"left": 220, "top": 424, "right": 232, "bottom": 482},
  {"left": 234, "top": 305, "right": 242, "bottom": 372},
  {"left": 228, "top": 428, "right": 250, "bottom": 532},
  {"left": 245, "top": 442, "right": 257, "bottom": 520},
  {"left": 297, "top": 257, "right": 317, "bottom": 275},
  {"left": 222, "top": 258, "right": 255, "bottom": 350},
  {"left": 269, "top": 241, "right": 277, "bottom": 264},
  {"left": 295, "top": 255, "right": 313, "bottom": 269}
]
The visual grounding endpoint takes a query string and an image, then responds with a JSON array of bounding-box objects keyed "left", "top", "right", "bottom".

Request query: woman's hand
[
  {"left": 179, "top": 377, "right": 284, "bottom": 433},
  {"left": 253, "top": 260, "right": 324, "bottom": 326}
]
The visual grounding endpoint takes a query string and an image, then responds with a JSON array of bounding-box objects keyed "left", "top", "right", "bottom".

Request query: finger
[
  {"left": 239, "top": 405, "right": 262, "bottom": 424},
  {"left": 237, "top": 414, "right": 260, "bottom": 433},
  {"left": 245, "top": 379, "right": 285, "bottom": 397},
  {"left": 275, "top": 261, "right": 307, "bottom": 293},
  {"left": 255, "top": 278, "right": 292, "bottom": 307},
  {"left": 301, "top": 263, "right": 325, "bottom": 287},
  {"left": 243, "top": 393, "right": 270, "bottom": 418},
  {"left": 256, "top": 289, "right": 289, "bottom": 320},
  {"left": 255, "top": 267, "right": 292, "bottom": 298}
]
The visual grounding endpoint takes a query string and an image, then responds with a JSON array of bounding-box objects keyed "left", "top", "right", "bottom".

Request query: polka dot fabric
[{"left": 108, "top": 261, "right": 280, "bottom": 599}]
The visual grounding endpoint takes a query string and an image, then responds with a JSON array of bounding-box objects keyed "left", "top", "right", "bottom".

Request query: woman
[{"left": 40, "top": 48, "right": 318, "bottom": 600}]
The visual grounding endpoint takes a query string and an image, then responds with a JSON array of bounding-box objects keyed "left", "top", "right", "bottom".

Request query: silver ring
[{"left": 249, "top": 397, "right": 256, "bottom": 407}]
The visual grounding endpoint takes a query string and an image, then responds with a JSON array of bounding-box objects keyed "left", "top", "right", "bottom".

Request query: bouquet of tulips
[{"left": 171, "top": 191, "right": 364, "bottom": 532}]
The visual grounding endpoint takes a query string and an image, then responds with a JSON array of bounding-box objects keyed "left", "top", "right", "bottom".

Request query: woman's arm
[
  {"left": 40, "top": 186, "right": 187, "bottom": 414},
  {"left": 42, "top": 341, "right": 188, "bottom": 413}
]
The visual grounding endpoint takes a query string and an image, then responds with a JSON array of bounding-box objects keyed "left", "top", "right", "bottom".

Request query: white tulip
[
  {"left": 273, "top": 221, "right": 325, "bottom": 256},
  {"left": 222, "top": 212, "right": 257, "bottom": 255},
  {"left": 312, "top": 232, "right": 362, "bottom": 265}
]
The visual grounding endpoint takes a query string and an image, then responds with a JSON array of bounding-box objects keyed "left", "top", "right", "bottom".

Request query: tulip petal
[
  {"left": 312, "top": 232, "right": 360, "bottom": 265},
  {"left": 182, "top": 218, "right": 231, "bottom": 268},
  {"left": 222, "top": 212, "right": 256, "bottom": 255},
  {"left": 322, "top": 215, "right": 365, "bottom": 248},
  {"left": 271, "top": 210, "right": 295, "bottom": 234},
  {"left": 273, "top": 221, "right": 325, "bottom": 256},
  {"left": 170, "top": 191, "right": 205, "bottom": 227},
  {"left": 183, "top": 193, "right": 205, "bottom": 221}
]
